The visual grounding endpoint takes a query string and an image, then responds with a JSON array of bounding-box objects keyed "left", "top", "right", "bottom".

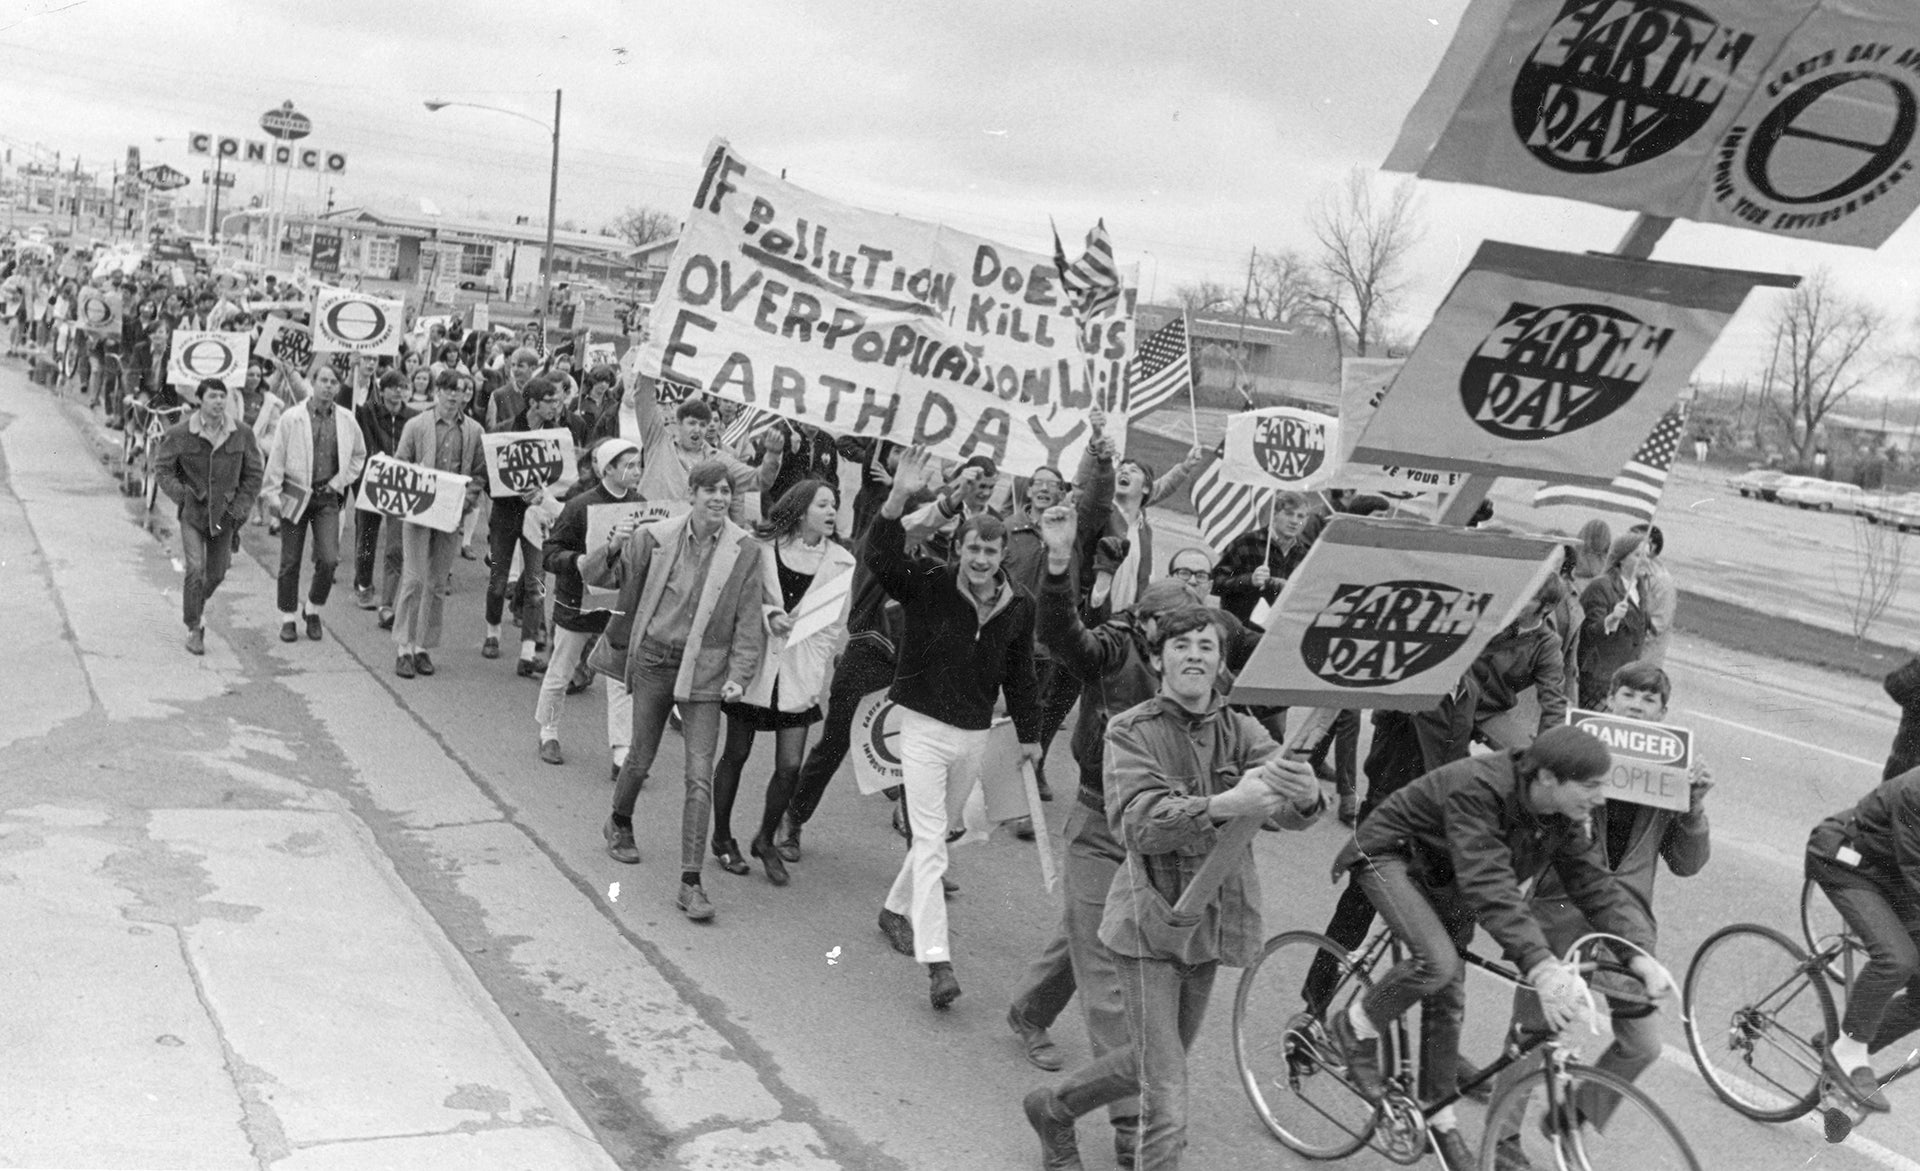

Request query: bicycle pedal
[{"left": 1822, "top": 1105, "right": 1855, "bottom": 1144}]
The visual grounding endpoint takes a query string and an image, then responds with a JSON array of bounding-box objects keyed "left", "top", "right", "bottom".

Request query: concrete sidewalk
[{"left": 0, "top": 368, "right": 621, "bottom": 1169}]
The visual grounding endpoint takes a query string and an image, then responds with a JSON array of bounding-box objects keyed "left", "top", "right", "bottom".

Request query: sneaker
[
  {"left": 928, "top": 962, "right": 961, "bottom": 1009},
  {"left": 1021, "top": 1088, "right": 1084, "bottom": 1171},
  {"left": 1012, "top": 816, "right": 1036, "bottom": 841},
  {"left": 481, "top": 636, "right": 500, "bottom": 659},
  {"left": 279, "top": 620, "right": 298, "bottom": 643},
  {"left": 677, "top": 882, "right": 714, "bottom": 922},
  {"left": 1831, "top": 1063, "right": 1892, "bottom": 1114},
  {"left": 304, "top": 612, "right": 322, "bottom": 641},
  {"left": 1008, "top": 1003, "right": 1065, "bottom": 1071},
  {"left": 413, "top": 652, "right": 435, "bottom": 676},
  {"left": 185, "top": 626, "right": 205, "bottom": 656},
  {"left": 538, "top": 739, "right": 564, "bottom": 766},
  {"left": 355, "top": 587, "right": 378, "bottom": 611},
  {"left": 877, "top": 908, "right": 916, "bottom": 956},
  {"left": 1433, "top": 1128, "right": 1473, "bottom": 1171},
  {"left": 1330, "top": 1008, "right": 1385, "bottom": 1102},
  {"left": 377, "top": 607, "right": 394, "bottom": 630},
  {"left": 603, "top": 817, "right": 639, "bottom": 864},
  {"left": 394, "top": 653, "right": 416, "bottom": 679},
  {"left": 517, "top": 657, "right": 545, "bottom": 678}
]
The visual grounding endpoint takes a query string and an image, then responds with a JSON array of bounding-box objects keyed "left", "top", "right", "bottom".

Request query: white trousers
[
  {"left": 535, "top": 627, "right": 633, "bottom": 763},
  {"left": 884, "top": 710, "right": 988, "bottom": 965}
]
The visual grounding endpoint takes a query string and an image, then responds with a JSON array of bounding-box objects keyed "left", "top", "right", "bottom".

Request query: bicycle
[
  {"left": 1233, "top": 926, "right": 1699, "bottom": 1169},
  {"left": 1683, "top": 876, "right": 1920, "bottom": 1144},
  {"left": 119, "top": 395, "right": 190, "bottom": 511}
]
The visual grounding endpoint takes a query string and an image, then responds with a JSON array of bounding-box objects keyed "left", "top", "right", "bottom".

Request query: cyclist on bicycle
[
  {"left": 1327, "top": 724, "right": 1676, "bottom": 1167},
  {"left": 1487, "top": 661, "right": 1711, "bottom": 1166},
  {"left": 1806, "top": 765, "right": 1920, "bottom": 1114}
]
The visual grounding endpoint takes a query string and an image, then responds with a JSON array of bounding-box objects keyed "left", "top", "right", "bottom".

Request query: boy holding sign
[{"left": 482, "top": 378, "right": 572, "bottom": 673}]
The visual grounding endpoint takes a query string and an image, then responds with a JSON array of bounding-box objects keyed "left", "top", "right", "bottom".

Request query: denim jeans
[
  {"left": 1050, "top": 954, "right": 1219, "bottom": 1170},
  {"left": 1354, "top": 855, "right": 1476, "bottom": 1104},
  {"left": 884, "top": 709, "right": 989, "bottom": 964},
  {"left": 1810, "top": 853, "right": 1920, "bottom": 1049},
  {"left": 180, "top": 523, "right": 233, "bottom": 630},
  {"left": 276, "top": 491, "right": 342, "bottom": 616},
  {"left": 612, "top": 641, "right": 721, "bottom": 875},
  {"left": 484, "top": 499, "right": 540, "bottom": 636},
  {"left": 352, "top": 507, "right": 384, "bottom": 593},
  {"left": 1012, "top": 791, "right": 1139, "bottom": 1122}
]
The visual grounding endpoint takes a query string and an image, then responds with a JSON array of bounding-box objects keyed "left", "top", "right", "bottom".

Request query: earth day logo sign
[
  {"left": 1299, "top": 580, "right": 1494, "bottom": 688},
  {"left": 1459, "top": 301, "right": 1673, "bottom": 440},
  {"left": 1251, "top": 412, "right": 1333, "bottom": 482}
]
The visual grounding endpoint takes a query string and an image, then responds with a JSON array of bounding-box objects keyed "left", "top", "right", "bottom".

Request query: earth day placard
[{"left": 636, "top": 138, "right": 1132, "bottom": 474}]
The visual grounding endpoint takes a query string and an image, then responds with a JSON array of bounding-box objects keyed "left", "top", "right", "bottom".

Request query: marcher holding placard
[
  {"left": 710, "top": 479, "right": 854, "bottom": 886},
  {"left": 352, "top": 372, "right": 416, "bottom": 610},
  {"left": 152, "top": 378, "right": 265, "bottom": 656},
  {"left": 1468, "top": 576, "right": 1570, "bottom": 751},
  {"left": 1485, "top": 662, "right": 1711, "bottom": 1163},
  {"left": 1210, "top": 491, "right": 1322, "bottom": 625},
  {"left": 390, "top": 370, "right": 486, "bottom": 679},
  {"left": 263, "top": 361, "right": 367, "bottom": 644},
  {"left": 534, "top": 438, "right": 641, "bottom": 774},
  {"left": 482, "top": 378, "right": 569, "bottom": 674},
  {"left": 1577, "top": 533, "right": 1651, "bottom": 709},
  {"left": 581, "top": 460, "right": 768, "bottom": 924},
  {"left": 632, "top": 375, "right": 770, "bottom": 525}
]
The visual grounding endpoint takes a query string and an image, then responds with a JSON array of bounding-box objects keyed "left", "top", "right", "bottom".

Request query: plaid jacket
[{"left": 1210, "top": 516, "right": 1323, "bottom": 624}]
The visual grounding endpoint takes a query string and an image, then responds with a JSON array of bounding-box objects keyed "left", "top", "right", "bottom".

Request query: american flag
[
  {"left": 1125, "top": 316, "right": 1194, "bottom": 419},
  {"left": 1532, "top": 407, "right": 1683, "bottom": 522},
  {"left": 1192, "top": 447, "right": 1262, "bottom": 554},
  {"left": 721, "top": 405, "right": 780, "bottom": 450},
  {"left": 1052, "top": 219, "right": 1121, "bottom": 321}
]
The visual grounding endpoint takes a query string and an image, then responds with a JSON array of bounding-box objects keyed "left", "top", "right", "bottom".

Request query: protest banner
[
  {"left": 1567, "top": 708, "right": 1695, "bottom": 813},
  {"left": 636, "top": 138, "right": 1131, "bottom": 475},
  {"left": 167, "top": 331, "right": 250, "bottom": 388},
  {"left": 258, "top": 316, "right": 313, "bottom": 370},
  {"left": 311, "top": 287, "right": 402, "bottom": 355},
  {"left": 1326, "top": 358, "right": 1464, "bottom": 498},
  {"left": 578, "top": 500, "right": 687, "bottom": 610},
  {"left": 584, "top": 341, "right": 617, "bottom": 369},
  {"left": 77, "top": 288, "right": 121, "bottom": 335},
  {"left": 851, "top": 691, "right": 905, "bottom": 795},
  {"left": 482, "top": 429, "right": 577, "bottom": 497},
  {"left": 470, "top": 301, "right": 490, "bottom": 332},
  {"left": 1348, "top": 242, "right": 1788, "bottom": 487},
  {"left": 1229, "top": 515, "right": 1559, "bottom": 711},
  {"left": 1222, "top": 407, "right": 1342, "bottom": 492},
  {"left": 355, "top": 454, "right": 467, "bottom": 533},
  {"left": 1385, "top": 0, "right": 1920, "bottom": 248}
]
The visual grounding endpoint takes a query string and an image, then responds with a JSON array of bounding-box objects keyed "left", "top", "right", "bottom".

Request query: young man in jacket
[
  {"left": 352, "top": 371, "right": 415, "bottom": 609},
  {"left": 869, "top": 447, "right": 1042, "bottom": 1010},
  {"left": 535, "top": 438, "right": 641, "bottom": 775},
  {"left": 482, "top": 377, "right": 568, "bottom": 674},
  {"left": 391, "top": 370, "right": 486, "bottom": 679},
  {"left": 263, "top": 361, "right": 367, "bottom": 643},
  {"left": 1025, "top": 607, "right": 1323, "bottom": 1171},
  {"left": 1326, "top": 725, "right": 1676, "bottom": 1168},
  {"left": 630, "top": 375, "right": 768, "bottom": 523},
  {"left": 154, "top": 378, "right": 265, "bottom": 656}
]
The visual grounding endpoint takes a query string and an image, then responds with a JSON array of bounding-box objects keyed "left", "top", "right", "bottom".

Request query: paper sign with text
[
  {"left": 78, "top": 288, "right": 122, "bottom": 335},
  {"left": 1229, "top": 515, "right": 1560, "bottom": 710},
  {"left": 482, "top": 429, "right": 577, "bottom": 497},
  {"left": 258, "top": 316, "right": 312, "bottom": 370},
  {"left": 167, "top": 331, "right": 251, "bottom": 388},
  {"left": 1348, "top": 242, "right": 1783, "bottom": 487},
  {"left": 636, "top": 138, "right": 1131, "bottom": 476},
  {"left": 312, "top": 287, "right": 403, "bottom": 355},
  {"left": 1385, "top": 0, "right": 1920, "bottom": 248},
  {"left": 1567, "top": 708, "right": 1695, "bottom": 813},
  {"left": 581, "top": 500, "right": 686, "bottom": 609},
  {"left": 1222, "top": 407, "right": 1341, "bottom": 491},
  {"left": 584, "top": 342, "right": 617, "bottom": 369},
  {"left": 1327, "top": 358, "right": 1463, "bottom": 498},
  {"left": 355, "top": 454, "right": 467, "bottom": 533}
]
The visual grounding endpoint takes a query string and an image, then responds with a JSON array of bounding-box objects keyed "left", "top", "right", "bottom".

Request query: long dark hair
[{"left": 755, "top": 478, "right": 833, "bottom": 542}]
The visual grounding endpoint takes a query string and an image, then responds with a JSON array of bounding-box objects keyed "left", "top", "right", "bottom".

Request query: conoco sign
[{"left": 260, "top": 100, "right": 312, "bottom": 141}]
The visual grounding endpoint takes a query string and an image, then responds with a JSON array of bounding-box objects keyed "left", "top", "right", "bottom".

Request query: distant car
[
  {"left": 1776, "top": 479, "right": 1866, "bottom": 512},
  {"left": 1867, "top": 492, "right": 1920, "bottom": 531},
  {"left": 457, "top": 277, "right": 501, "bottom": 293},
  {"left": 1728, "top": 468, "right": 1788, "bottom": 499}
]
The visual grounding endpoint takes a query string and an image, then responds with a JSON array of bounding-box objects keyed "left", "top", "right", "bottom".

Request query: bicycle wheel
[
  {"left": 120, "top": 428, "right": 140, "bottom": 496},
  {"left": 141, "top": 439, "right": 161, "bottom": 511},
  {"left": 1231, "top": 930, "right": 1378, "bottom": 1159},
  {"left": 1478, "top": 1062, "right": 1699, "bottom": 1170},
  {"left": 1800, "top": 876, "right": 1854, "bottom": 958},
  {"left": 1683, "top": 922, "right": 1836, "bottom": 1122}
]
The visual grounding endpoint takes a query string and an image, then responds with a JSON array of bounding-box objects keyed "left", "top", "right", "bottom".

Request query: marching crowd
[{"left": 11, "top": 228, "right": 1920, "bottom": 1171}]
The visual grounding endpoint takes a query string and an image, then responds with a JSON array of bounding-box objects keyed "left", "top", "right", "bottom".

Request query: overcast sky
[{"left": 4, "top": 0, "right": 1919, "bottom": 397}]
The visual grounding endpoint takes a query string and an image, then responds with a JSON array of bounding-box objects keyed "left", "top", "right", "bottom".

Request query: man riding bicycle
[
  {"left": 1327, "top": 725, "right": 1676, "bottom": 1167},
  {"left": 1806, "top": 766, "right": 1920, "bottom": 1114}
]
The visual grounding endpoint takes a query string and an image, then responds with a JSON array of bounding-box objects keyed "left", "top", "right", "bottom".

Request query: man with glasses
[{"left": 389, "top": 371, "right": 486, "bottom": 679}]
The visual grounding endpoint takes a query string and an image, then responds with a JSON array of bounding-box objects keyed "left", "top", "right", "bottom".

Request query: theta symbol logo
[
  {"left": 1460, "top": 302, "right": 1672, "bottom": 440},
  {"left": 324, "top": 298, "right": 391, "bottom": 349},
  {"left": 179, "top": 338, "right": 238, "bottom": 381},
  {"left": 1300, "top": 580, "right": 1493, "bottom": 688}
]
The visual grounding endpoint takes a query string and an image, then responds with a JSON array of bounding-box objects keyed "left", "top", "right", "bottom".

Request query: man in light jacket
[{"left": 263, "top": 361, "right": 366, "bottom": 643}]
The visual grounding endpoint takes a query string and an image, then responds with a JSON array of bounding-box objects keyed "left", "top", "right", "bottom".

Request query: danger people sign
[{"left": 1568, "top": 707, "right": 1695, "bottom": 812}]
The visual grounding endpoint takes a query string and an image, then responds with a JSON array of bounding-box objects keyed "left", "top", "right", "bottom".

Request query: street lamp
[{"left": 423, "top": 90, "right": 562, "bottom": 344}]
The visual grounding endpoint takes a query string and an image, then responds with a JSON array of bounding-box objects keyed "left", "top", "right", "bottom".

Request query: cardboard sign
[
  {"left": 77, "top": 288, "right": 121, "bottom": 335},
  {"left": 1229, "top": 515, "right": 1560, "bottom": 711},
  {"left": 583, "top": 500, "right": 684, "bottom": 550},
  {"left": 1222, "top": 407, "right": 1342, "bottom": 491},
  {"left": 1567, "top": 708, "right": 1695, "bottom": 812},
  {"left": 636, "top": 138, "right": 1131, "bottom": 475},
  {"left": 852, "top": 690, "right": 906, "bottom": 795},
  {"left": 783, "top": 568, "right": 853, "bottom": 646},
  {"left": 584, "top": 341, "right": 617, "bottom": 369},
  {"left": 167, "top": 331, "right": 251, "bottom": 388},
  {"left": 312, "top": 287, "right": 402, "bottom": 355},
  {"left": 1326, "top": 358, "right": 1464, "bottom": 498},
  {"left": 258, "top": 316, "right": 312, "bottom": 370},
  {"left": 1386, "top": 0, "right": 1920, "bottom": 248},
  {"left": 355, "top": 454, "right": 467, "bottom": 533},
  {"left": 482, "top": 429, "right": 577, "bottom": 497},
  {"left": 1348, "top": 242, "right": 1784, "bottom": 487}
]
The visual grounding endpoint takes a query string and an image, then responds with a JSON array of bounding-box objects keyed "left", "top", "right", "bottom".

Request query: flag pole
[
  {"left": 1183, "top": 308, "right": 1200, "bottom": 446},
  {"left": 1231, "top": 246, "right": 1256, "bottom": 411}
]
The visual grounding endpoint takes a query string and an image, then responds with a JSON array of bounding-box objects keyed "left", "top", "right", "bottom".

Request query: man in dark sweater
[
  {"left": 869, "top": 447, "right": 1041, "bottom": 1011},
  {"left": 352, "top": 371, "right": 416, "bottom": 609}
]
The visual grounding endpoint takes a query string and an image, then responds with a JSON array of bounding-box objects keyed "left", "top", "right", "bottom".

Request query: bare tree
[
  {"left": 1834, "top": 514, "right": 1908, "bottom": 642},
  {"left": 1307, "top": 168, "right": 1423, "bottom": 358},
  {"left": 1170, "top": 279, "right": 1239, "bottom": 314},
  {"left": 609, "top": 205, "right": 678, "bottom": 248},
  {"left": 1250, "top": 247, "right": 1321, "bottom": 326},
  {"left": 1767, "top": 269, "right": 1886, "bottom": 464}
]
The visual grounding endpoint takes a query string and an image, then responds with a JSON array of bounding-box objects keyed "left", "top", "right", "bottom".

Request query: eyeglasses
[{"left": 1168, "top": 567, "right": 1210, "bottom": 583}]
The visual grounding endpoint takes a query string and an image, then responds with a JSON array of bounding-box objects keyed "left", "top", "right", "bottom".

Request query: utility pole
[{"left": 208, "top": 152, "right": 225, "bottom": 245}]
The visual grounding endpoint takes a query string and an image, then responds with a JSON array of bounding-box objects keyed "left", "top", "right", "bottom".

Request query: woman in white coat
[{"left": 710, "top": 479, "right": 856, "bottom": 885}]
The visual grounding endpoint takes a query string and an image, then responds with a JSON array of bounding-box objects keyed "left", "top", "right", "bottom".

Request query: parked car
[
  {"left": 457, "top": 276, "right": 501, "bottom": 293},
  {"left": 1867, "top": 492, "right": 1920, "bottom": 531},
  {"left": 1776, "top": 479, "right": 1866, "bottom": 511},
  {"left": 1754, "top": 473, "right": 1820, "bottom": 502},
  {"left": 1728, "top": 468, "right": 1789, "bottom": 499}
]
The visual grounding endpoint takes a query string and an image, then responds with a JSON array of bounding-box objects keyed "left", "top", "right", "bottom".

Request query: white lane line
[
  {"left": 1687, "top": 710, "right": 1885, "bottom": 770},
  {"left": 1657, "top": 1044, "right": 1920, "bottom": 1171}
]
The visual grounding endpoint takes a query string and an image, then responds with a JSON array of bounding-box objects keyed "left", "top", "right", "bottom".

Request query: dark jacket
[
  {"left": 1333, "top": 750, "right": 1656, "bottom": 974},
  {"left": 866, "top": 512, "right": 1041, "bottom": 741},
  {"left": 1002, "top": 446, "right": 1114, "bottom": 606},
  {"left": 544, "top": 481, "right": 638, "bottom": 635},
  {"left": 154, "top": 414, "right": 265, "bottom": 539},
  {"left": 355, "top": 400, "right": 416, "bottom": 462},
  {"left": 1884, "top": 657, "right": 1920, "bottom": 781},
  {"left": 1472, "top": 623, "right": 1569, "bottom": 735},
  {"left": 764, "top": 422, "right": 839, "bottom": 506},
  {"left": 1809, "top": 767, "right": 1920, "bottom": 898},
  {"left": 1212, "top": 516, "right": 1325, "bottom": 624},
  {"left": 1578, "top": 571, "right": 1648, "bottom": 707}
]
